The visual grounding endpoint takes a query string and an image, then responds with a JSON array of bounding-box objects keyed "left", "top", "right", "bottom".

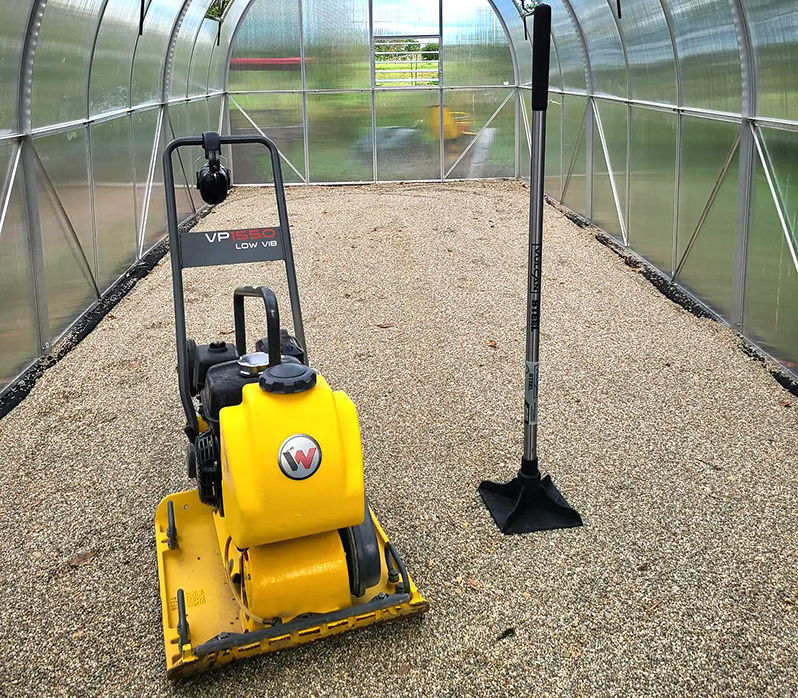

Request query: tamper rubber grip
[{"left": 531, "top": 4, "right": 552, "bottom": 112}]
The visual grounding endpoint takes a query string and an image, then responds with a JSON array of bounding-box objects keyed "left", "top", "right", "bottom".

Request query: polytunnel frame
[
  {"left": 0, "top": 0, "right": 528, "bottom": 400},
  {"left": 0, "top": 0, "right": 232, "bottom": 398},
  {"left": 3, "top": 0, "right": 798, "bottom": 401},
  {"left": 534, "top": 0, "right": 798, "bottom": 369}
]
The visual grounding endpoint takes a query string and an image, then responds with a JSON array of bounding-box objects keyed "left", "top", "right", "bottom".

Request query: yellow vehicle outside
[{"left": 426, "top": 105, "right": 475, "bottom": 141}]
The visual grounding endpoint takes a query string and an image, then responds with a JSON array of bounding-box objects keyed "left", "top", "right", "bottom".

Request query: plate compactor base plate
[{"left": 155, "top": 490, "right": 428, "bottom": 679}]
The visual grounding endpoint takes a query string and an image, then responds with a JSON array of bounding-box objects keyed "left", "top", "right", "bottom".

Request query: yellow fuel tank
[{"left": 218, "top": 374, "right": 364, "bottom": 549}]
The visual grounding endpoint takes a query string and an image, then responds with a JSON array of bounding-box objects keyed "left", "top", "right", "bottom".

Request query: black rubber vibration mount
[{"left": 478, "top": 457, "right": 582, "bottom": 534}]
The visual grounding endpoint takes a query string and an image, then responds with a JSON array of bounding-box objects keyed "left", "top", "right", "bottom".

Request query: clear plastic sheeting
[
  {"left": 533, "top": 0, "right": 796, "bottom": 374},
  {"left": 91, "top": 116, "right": 138, "bottom": 292},
  {"left": 35, "top": 143, "right": 99, "bottom": 340},
  {"left": 444, "top": 89, "right": 515, "bottom": 179},
  {"left": 189, "top": 21, "right": 220, "bottom": 98},
  {"left": 544, "top": 93, "right": 563, "bottom": 193},
  {"left": 30, "top": 0, "right": 104, "bottom": 129},
  {"left": 138, "top": 113, "right": 169, "bottom": 253},
  {"left": 675, "top": 145, "right": 739, "bottom": 321},
  {"left": 376, "top": 91, "right": 440, "bottom": 182},
  {"left": 0, "top": 164, "right": 38, "bottom": 385},
  {"left": 758, "top": 128, "right": 798, "bottom": 255},
  {"left": 131, "top": 0, "right": 185, "bottom": 107},
  {"left": 169, "top": 0, "right": 215, "bottom": 101},
  {"left": 443, "top": 0, "right": 514, "bottom": 87},
  {"left": 89, "top": 0, "right": 142, "bottom": 117},
  {"left": 1, "top": 0, "right": 233, "bottom": 393},
  {"left": 561, "top": 94, "right": 588, "bottom": 217},
  {"left": 230, "top": 94, "right": 305, "bottom": 184},
  {"left": 132, "top": 108, "right": 163, "bottom": 252},
  {"left": 627, "top": 107, "right": 676, "bottom": 273},
  {"left": 307, "top": 93, "right": 373, "bottom": 182},
  {"left": 1, "top": 0, "right": 798, "bottom": 393},
  {"left": 548, "top": 0, "right": 586, "bottom": 91},
  {"left": 209, "top": 0, "right": 257, "bottom": 93},
  {"left": 168, "top": 99, "right": 213, "bottom": 212},
  {"left": 34, "top": 129, "right": 94, "bottom": 263},
  {"left": 303, "top": 0, "right": 370, "bottom": 90},
  {"left": 567, "top": 0, "right": 627, "bottom": 98},
  {"left": 667, "top": 0, "right": 742, "bottom": 113},
  {"left": 617, "top": 0, "right": 677, "bottom": 104},
  {"left": 744, "top": 136, "right": 798, "bottom": 371},
  {"left": 0, "top": 0, "right": 35, "bottom": 134},
  {"left": 591, "top": 99, "right": 627, "bottom": 241},
  {"left": 676, "top": 118, "right": 740, "bottom": 264},
  {"left": 228, "top": 0, "right": 519, "bottom": 185},
  {"left": 229, "top": 0, "right": 302, "bottom": 92},
  {"left": 747, "top": 1, "right": 798, "bottom": 122},
  {"left": 490, "top": 0, "right": 530, "bottom": 87}
]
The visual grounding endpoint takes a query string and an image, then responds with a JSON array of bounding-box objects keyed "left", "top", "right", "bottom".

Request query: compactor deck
[{"left": 155, "top": 491, "right": 428, "bottom": 679}]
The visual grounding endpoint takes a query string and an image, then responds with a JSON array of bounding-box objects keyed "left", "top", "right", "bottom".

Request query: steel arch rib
[
  {"left": 728, "top": 0, "right": 757, "bottom": 327},
  {"left": 163, "top": 0, "right": 196, "bottom": 103},
  {"left": 18, "top": 0, "right": 52, "bottom": 353},
  {"left": 557, "top": 0, "right": 594, "bottom": 95}
]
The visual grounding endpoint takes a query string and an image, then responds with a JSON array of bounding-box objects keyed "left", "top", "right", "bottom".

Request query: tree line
[{"left": 375, "top": 40, "right": 439, "bottom": 62}]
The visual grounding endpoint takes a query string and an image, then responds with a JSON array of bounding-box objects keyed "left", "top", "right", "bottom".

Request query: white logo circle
[{"left": 278, "top": 434, "right": 322, "bottom": 480}]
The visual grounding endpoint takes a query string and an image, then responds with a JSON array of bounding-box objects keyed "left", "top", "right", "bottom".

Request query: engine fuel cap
[
  {"left": 259, "top": 362, "right": 317, "bottom": 394},
  {"left": 237, "top": 352, "right": 270, "bottom": 377}
]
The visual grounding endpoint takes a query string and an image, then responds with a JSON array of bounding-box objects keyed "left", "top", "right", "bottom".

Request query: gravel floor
[{"left": 0, "top": 181, "right": 796, "bottom": 697}]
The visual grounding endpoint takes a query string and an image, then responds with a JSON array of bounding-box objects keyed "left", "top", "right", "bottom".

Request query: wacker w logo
[
  {"left": 278, "top": 434, "right": 322, "bottom": 480},
  {"left": 283, "top": 447, "right": 317, "bottom": 470}
]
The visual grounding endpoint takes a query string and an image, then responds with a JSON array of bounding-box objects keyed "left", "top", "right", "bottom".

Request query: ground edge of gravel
[
  {"left": 546, "top": 194, "right": 798, "bottom": 397},
  {"left": 0, "top": 208, "right": 210, "bottom": 420},
  {"left": 2, "top": 187, "right": 795, "bottom": 424}
]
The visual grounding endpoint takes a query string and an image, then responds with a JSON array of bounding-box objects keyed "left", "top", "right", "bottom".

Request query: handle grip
[
  {"left": 531, "top": 4, "right": 552, "bottom": 112},
  {"left": 233, "top": 286, "right": 281, "bottom": 365}
]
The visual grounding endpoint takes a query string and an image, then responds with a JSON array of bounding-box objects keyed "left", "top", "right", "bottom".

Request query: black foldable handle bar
[
  {"left": 233, "top": 286, "right": 281, "bottom": 364},
  {"left": 163, "top": 134, "right": 306, "bottom": 440}
]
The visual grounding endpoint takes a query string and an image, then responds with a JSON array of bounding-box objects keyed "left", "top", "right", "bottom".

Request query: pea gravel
[{"left": 0, "top": 181, "right": 796, "bottom": 698}]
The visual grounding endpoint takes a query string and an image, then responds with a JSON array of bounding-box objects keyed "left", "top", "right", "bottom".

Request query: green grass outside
[{"left": 375, "top": 61, "right": 439, "bottom": 87}]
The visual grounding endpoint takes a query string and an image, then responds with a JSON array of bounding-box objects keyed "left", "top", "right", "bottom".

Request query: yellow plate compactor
[{"left": 155, "top": 132, "right": 428, "bottom": 678}]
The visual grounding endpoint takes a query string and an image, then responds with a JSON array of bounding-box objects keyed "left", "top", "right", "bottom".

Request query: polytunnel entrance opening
[{"left": 226, "top": 0, "right": 517, "bottom": 185}]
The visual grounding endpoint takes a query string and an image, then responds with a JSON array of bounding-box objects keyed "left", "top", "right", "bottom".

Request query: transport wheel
[{"left": 340, "top": 500, "right": 382, "bottom": 598}]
